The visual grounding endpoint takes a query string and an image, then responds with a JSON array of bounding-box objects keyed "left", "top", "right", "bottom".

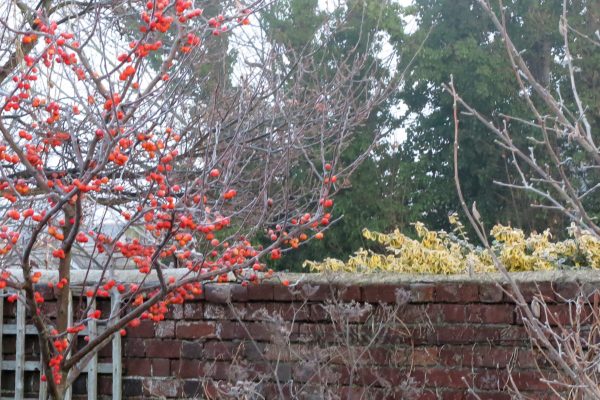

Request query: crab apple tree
[{"left": 0, "top": 0, "right": 396, "bottom": 398}]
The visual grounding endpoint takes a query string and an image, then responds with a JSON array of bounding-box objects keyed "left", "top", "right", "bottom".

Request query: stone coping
[{"left": 4, "top": 268, "right": 600, "bottom": 285}]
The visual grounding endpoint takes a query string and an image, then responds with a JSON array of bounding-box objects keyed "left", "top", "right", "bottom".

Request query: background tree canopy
[{"left": 242, "top": 0, "right": 600, "bottom": 270}]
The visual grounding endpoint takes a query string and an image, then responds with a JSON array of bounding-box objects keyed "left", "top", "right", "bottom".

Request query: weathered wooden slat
[
  {"left": 1, "top": 397, "right": 38, "bottom": 400},
  {"left": 2, "top": 360, "right": 111, "bottom": 374},
  {"left": 2, "top": 325, "right": 38, "bottom": 335},
  {"left": 111, "top": 293, "right": 122, "bottom": 400},
  {"left": 87, "top": 297, "right": 98, "bottom": 400},
  {"left": 97, "top": 363, "right": 112, "bottom": 374},
  {"left": 15, "top": 293, "right": 25, "bottom": 400},
  {"left": 3, "top": 324, "right": 105, "bottom": 336},
  {"left": 2, "top": 360, "right": 43, "bottom": 371}
]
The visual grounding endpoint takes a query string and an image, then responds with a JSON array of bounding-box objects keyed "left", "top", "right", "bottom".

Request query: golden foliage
[{"left": 303, "top": 214, "right": 600, "bottom": 274}]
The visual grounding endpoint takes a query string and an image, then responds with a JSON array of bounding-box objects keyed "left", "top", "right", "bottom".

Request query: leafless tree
[
  {"left": 192, "top": 284, "right": 418, "bottom": 399},
  {"left": 0, "top": 0, "right": 401, "bottom": 398},
  {"left": 448, "top": 0, "right": 600, "bottom": 397}
]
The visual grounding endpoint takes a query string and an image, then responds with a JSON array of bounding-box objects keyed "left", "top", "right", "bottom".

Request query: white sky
[
  {"left": 230, "top": 0, "right": 416, "bottom": 146},
  {"left": 319, "top": 0, "right": 415, "bottom": 146}
]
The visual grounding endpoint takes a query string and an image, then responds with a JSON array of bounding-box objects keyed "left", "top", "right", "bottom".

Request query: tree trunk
[{"left": 56, "top": 207, "right": 74, "bottom": 397}]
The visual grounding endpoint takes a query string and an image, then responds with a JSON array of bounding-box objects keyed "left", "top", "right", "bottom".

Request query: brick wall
[{"left": 1, "top": 274, "right": 591, "bottom": 399}]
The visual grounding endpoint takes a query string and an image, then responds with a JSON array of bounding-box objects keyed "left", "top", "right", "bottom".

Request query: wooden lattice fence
[{"left": 0, "top": 289, "right": 122, "bottom": 400}]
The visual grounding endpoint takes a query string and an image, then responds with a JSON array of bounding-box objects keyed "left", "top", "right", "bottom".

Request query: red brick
[
  {"left": 293, "top": 363, "right": 336, "bottom": 383},
  {"left": 510, "top": 370, "right": 553, "bottom": 391},
  {"left": 154, "top": 320, "right": 175, "bottom": 338},
  {"left": 416, "top": 391, "right": 439, "bottom": 400},
  {"left": 273, "top": 284, "right": 296, "bottom": 301},
  {"left": 205, "top": 283, "right": 247, "bottom": 303},
  {"left": 258, "top": 362, "right": 291, "bottom": 381},
  {"left": 171, "top": 359, "right": 206, "bottom": 379},
  {"left": 435, "top": 283, "right": 479, "bottom": 303},
  {"left": 122, "top": 378, "right": 143, "bottom": 397},
  {"left": 127, "top": 320, "right": 155, "bottom": 338},
  {"left": 123, "top": 358, "right": 170, "bottom": 376},
  {"left": 202, "top": 341, "right": 239, "bottom": 360},
  {"left": 248, "top": 342, "right": 270, "bottom": 360},
  {"left": 497, "top": 325, "right": 529, "bottom": 344},
  {"left": 338, "top": 386, "right": 368, "bottom": 400},
  {"left": 145, "top": 339, "right": 182, "bottom": 358},
  {"left": 175, "top": 321, "right": 216, "bottom": 339},
  {"left": 440, "top": 390, "right": 466, "bottom": 400},
  {"left": 410, "top": 368, "right": 472, "bottom": 389},
  {"left": 243, "top": 321, "right": 290, "bottom": 341},
  {"left": 436, "top": 304, "right": 466, "bottom": 323},
  {"left": 389, "top": 326, "right": 429, "bottom": 346},
  {"left": 297, "top": 323, "right": 338, "bottom": 342},
  {"left": 214, "top": 321, "right": 244, "bottom": 340},
  {"left": 409, "top": 283, "right": 435, "bottom": 303},
  {"left": 474, "top": 369, "right": 509, "bottom": 390},
  {"left": 123, "top": 339, "right": 146, "bottom": 357},
  {"left": 432, "top": 325, "right": 528, "bottom": 345},
  {"left": 469, "top": 392, "right": 511, "bottom": 400},
  {"left": 479, "top": 283, "right": 504, "bottom": 303},
  {"left": 362, "top": 284, "right": 404, "bottom": 303},
  {"left": 504, "top": 282, "right": 556, "bottom": 303},
  {"left": 203, "top": 303, "right": 246, "bottom": 320},
  {"left": 181, "top": 341, "right": 203, "bottom": 359},
  {"left": 207, "top": 361, "right": 236, "bottom": 380},
  {"left": 334, "top": 284, "right": 362, "bottom": 301},
  {"left": 514, "top": 302, "right": 587, "bottom": 326},
  {"left": 554, "top": 281, "right": 580, "bottom": 301},
  {"left": 141, "top": 378, "right": 181, "bottom": 398},
  {"left": 442, "top": 391, "right": 512, "bottom": 400},
  {"left": 164, "top": 304, "right": 183, "bottom": 319},
  {"left": 580, "top": 283, "right": 600, "bottom": 302},
  {"left": 466, "top": 304, "right": 515, "bottom": 324},
  {"left": 309, "top": 304, "right": 329, "bottom": 321},
  {"left": 273, "top": 283, "right": 326, "bottom": 301},
  {"left": 297, "top": 283, "right": 330, "bottom": 301},
  {"left": 246, "top": 283, "right": 274, "bottom": 300},
  {"left": 398, "top": 304, "right": 429, "bottom": 323},
  {"left": 246, "top": 302, "right": 309, "bottom": 321},
  {"left": 439, "top": 345, "right": 524, "bottom": 369},
  {"left": 229, "top": 284, "right": 249, "bottom": 301},
  {"left": 183, "top": 303, "right": 203, "bottom": 319},
  {"left": 335, "top": 365, "right": 407, "bottom": 387},
  {"left": 409, "top": 347, "right": 440, "bottom": 367},
  {"left": 150, "top": 358, "right": 171, "bottom": 376},
  {"left": 542, "top": 303, "right": 573, "bottom": 326},
  {"left": 182, "top": 380, "right": 204, "bottom": 397},
  {"left": 261, "top": 343, "right": 301, "bottom": 362},
  {"left": 124, "top": 358, "right": 151, "bottom": 376}
]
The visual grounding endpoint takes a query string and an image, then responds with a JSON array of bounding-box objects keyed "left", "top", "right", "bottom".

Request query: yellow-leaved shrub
[{"left": 303, "top": 214, "right": 600, "bottom": 274}]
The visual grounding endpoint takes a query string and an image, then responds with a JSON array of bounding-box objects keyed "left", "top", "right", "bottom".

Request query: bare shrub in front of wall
[{"left": 189, "top": 285, "right": 419, "bottom": 399}]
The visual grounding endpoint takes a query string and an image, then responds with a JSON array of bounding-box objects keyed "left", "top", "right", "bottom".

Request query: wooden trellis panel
[{"left": 0, "top": 291, "right": 122, "bottom": 400}]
